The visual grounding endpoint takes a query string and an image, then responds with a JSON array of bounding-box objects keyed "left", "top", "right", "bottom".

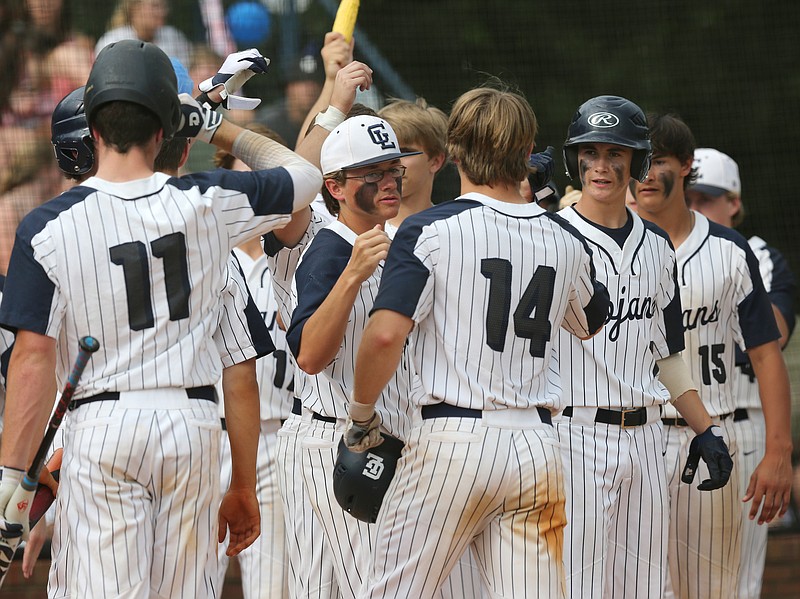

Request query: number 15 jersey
[{"left": 663, "top": 212, "right": 778, "bottom": 418}]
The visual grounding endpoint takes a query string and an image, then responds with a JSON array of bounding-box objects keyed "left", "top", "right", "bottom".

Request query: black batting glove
[
  {"left": 681, "top": 425, "right": 733, "bottom": 491},
  {"left": 527, "top": 146, "right": 556, "bottom": 193}
]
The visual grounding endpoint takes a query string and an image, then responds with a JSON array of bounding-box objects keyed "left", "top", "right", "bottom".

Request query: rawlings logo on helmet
[{"left": 588, "top": 112, "right": 620, "bottom": 128}]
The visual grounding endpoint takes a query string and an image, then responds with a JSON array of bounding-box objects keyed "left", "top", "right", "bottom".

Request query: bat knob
[{"left": 79, "top": 336, "right": 100, "bottom": 353}]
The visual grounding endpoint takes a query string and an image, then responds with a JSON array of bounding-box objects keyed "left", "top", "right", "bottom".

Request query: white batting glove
[
  {"left": 344, "top": 401, "right": 384, "bottom": 453},
  {"left": 0, "top": 467, "right": 25, "bottom": 542},
  {"left": 198, "top": 48, "right": 270, "bottom": 111},
  {"left": 175, "top": 94, "right": 223, "bottom": 143}
]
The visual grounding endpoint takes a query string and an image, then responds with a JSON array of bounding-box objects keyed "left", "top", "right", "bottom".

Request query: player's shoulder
[
  {"left": 16, "top": 185, "right": 96, "bottom": 243},
  {"left": 639, "top": 215, "right": 676, "bottom": 250},
  {"left": 298, "top": 226, "right": 352, "bottom": 271},
  {"left": 706, "top": 218, "right": 751, "bottom": 252},
  {"left": 404, "top": 196, "right": 483, "bottom": 228}
]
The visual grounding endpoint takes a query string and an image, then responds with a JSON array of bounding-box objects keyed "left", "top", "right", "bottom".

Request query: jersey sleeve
[
  {"left": 214, "top": 255, "right": 274, "bottom": 368},
  {"left": 0, "top": 219, "right": 65, "bottom": 338},
  {"left": 656, "top": 254, "right": 686, "bottom": 358},
  {"left": 759, "top": 243, "right": 796, "bottom": 339},
  {"left": 736, "top": 240, "right": 781, "bottom": 350},
  {"left": 285, "top": 231, "right": 352, "bottom": 358},
  {"left": 560, "top": 236, "right": 610, "bottom": 339},
  {"left": 371, "top": 218, "right": 437, "bottom": 323}
]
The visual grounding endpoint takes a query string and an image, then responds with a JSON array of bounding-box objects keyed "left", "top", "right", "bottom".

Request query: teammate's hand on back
[
  {"left": 175, "top": 94, "right": 223, "bottom": 143},
  {"left": 329, "top": 60, "right": 373, "bottom": 115},
  {"left": 344, "top": 400, "right": 384, "bottom": 453},
  {"left": 346, "top": 225, "right": 390, "bottom": 283},
  {"left": 743, "top": 449, "right": 793, "bottom": 525},
  {"left": 0, "top": 466, "right": 24, "bottom": 541},
  {"left": 218, "top": 486, "right": 261, "bottom": 557},
  {"left": 680, "top": 425, "right": 733, "bottom": 491},
  {"left": 199, "top": 48, "right": 270, "bottom": 110},
  {"left": 321, "top": 31, "right": 355, "bottom": 81}
]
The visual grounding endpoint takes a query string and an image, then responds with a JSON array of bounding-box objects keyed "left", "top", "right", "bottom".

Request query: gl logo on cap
[
  {"left": 588, "top": 112, "right": 620, "bottom": 128},
  {"left": 367, "top": 123, "right": 396, "bottom": 150}
]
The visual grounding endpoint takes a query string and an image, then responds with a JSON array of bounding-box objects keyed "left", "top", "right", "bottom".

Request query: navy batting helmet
[
  {"left": 51, "top": 86, "right": 94, "bottom": 176},
  {"left": 84, "top": 40, "right": 181, "bottom": 139},
  {"left": 563, "top": 95, "right": 651, "bottom": 182},
  {"left": 333, "top": 433, "right": 405, "bottom": 523}
]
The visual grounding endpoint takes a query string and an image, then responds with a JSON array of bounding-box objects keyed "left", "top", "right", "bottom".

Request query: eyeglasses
[{"left": 344, "top": 165, "right": 406, "bottom": 184}]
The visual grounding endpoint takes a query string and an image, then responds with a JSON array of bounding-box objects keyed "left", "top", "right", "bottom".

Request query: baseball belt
[
  {"left": 421, "top": 403, "right": 553, "bottom": 426},
  {"left": 69, "top": 385, "right": 217, "bottom": 410},
  {"left": 562, "top": 405, "right": 651, "bottom": 427},
  {"left": 661, "top": 408, "right": 747, "bottom": 427}
]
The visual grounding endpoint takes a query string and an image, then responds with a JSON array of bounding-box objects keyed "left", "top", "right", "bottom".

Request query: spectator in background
[
  {"left": 257, "top": 50, "right": 325, "bottom": 149},
  {"left": 2, "top": 0, "right": 93, "bottom": 130},
  {"left": 95, "top": 0, "right": 193, "bottom": 66},
  {"left": 0, "top": 129, "right": 62, "bottom": 273}
]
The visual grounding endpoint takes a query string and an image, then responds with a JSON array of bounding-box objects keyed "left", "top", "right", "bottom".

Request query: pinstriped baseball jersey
[
  {"left": 0, "top": 168, "right": 309, "bottom": 397},
  {"left": 372, "top": 193, "right": 608, "bottom": 411},
  {"left": 734, "top": 236, "right": 796, "bottom": 409},
  {"left": 287, "top": 220, "right": 420, "bottom": 437},
  {"left": 215, "top": 254, "right": 275, "bottom": 368},
  {"left": 662, "top": 212, "right": 778, "bottom": 419},
  {"left": 232, "top": 248, "right": 294, "bottom": 420},
  {"left": 263, "top": 209, "right": 331, "bottom": 329},
  {"left": 555, "top": 206, "right": 684, "bottom": 409}
]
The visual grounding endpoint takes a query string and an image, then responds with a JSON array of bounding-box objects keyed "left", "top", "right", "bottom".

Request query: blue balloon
[
  {"left": 169, "top": 57, "right": 195, "bottom": 95},
  {"left": 227, "top": 1, "right": 272, "bottom": 46}
]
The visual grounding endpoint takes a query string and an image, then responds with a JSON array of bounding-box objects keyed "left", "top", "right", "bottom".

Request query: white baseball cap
[
  {"left": 691, "top": 148, "right": 741, "bottom": 196},
  {"left": 320, "top": 115, "right": 422, "bottom": 176}
]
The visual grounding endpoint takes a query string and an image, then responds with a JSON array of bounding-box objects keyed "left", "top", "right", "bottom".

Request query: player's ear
[
  {"left": 324, "top": 177, "right": 346, "bottom": 201},
  {"left": 429, "top": 152, "right": 446, "bottom": 175},
  {"left": 679, "top": 156, "right": 693, "bottom": 178}
]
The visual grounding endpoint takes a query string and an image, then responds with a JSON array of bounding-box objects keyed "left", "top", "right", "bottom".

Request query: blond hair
[
  {"left": 447, "top": 87, "right": 536, "bottom": 187},
  {"left": 379, "top": 97, "right": 448, "bottom": 160}
]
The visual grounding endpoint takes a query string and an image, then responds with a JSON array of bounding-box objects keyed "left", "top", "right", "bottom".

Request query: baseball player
[
  {"left": 0, "top": 39, "right": 321, "bottom": 599},
  {"left": 377, "top": 97, "right": 448, "bottom": 228},
  {"left": 686, "top": 147, "right": 796, "bottom": 599},
  {"left": 285, "top": 111, "right": 424, "bottom": 599},
  {"left": 27, "top": 55, "right": 277, "bottom": 597},
  {"left": 633, "top": 114, "right": 793, "bottom": 599},
  {"left": 211, "top": 124, "right": 297, "bottom": 599},
  {"left": 344, "top": 86, "right": 610, "bottom": 599},
  {"left": 554, "top": 95, "right": 732, "bottom": 599}
]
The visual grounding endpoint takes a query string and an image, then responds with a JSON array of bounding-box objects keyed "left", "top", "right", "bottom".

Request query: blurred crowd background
[{"left": 1, "top": 0, "right": 799, "bottom": 523}]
